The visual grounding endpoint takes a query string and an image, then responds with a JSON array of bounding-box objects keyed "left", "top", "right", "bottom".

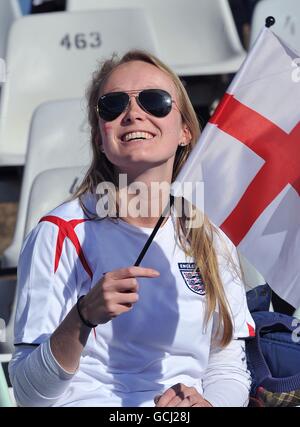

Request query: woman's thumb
[{"left": 154, "top": 394, "right": 162, "bottom": 405}]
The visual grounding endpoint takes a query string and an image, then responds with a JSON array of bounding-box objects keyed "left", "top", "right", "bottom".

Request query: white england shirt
[{"left": 13, "top": 194, "right": 255, "bottom": 406}]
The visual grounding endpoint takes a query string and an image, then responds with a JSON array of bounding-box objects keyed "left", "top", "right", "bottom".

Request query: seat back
[
  {"left": 0, "top": 8, "right": 157, "bottom": 166},
  {"left": 67, "top": 0, "right": 246, "bottom": 76},
  {"left": 1, "top": 99, "right": 90, "bottom": 268},
  {"left": 0, "top": 360, "right": 14, "bottom": 407},
  {"left": 250, "top": 0, "right": 300, "bottom": 50},
  {"left": 25, "top": 166, "right": 87, "bottom": 236},
  {"left": 0, "top": 278, "right": 16, "bottom": 355}
]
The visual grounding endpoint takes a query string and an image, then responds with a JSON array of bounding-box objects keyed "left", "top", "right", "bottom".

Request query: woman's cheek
[{"left": 101, "top": 124, "right": 114, "bottom": 145}]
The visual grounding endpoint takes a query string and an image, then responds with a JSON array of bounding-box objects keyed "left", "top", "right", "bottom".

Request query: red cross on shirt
[
  {"left": 209, "top": 94, "right": 300, "bottom": 246},
  {"left": 39, "top": 215, "right": 93, "bottom": 279}
]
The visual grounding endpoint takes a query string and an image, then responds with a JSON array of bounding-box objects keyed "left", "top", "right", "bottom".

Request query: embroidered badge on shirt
[{"left": 178, "top": 263, "right": 206, "bottom": 295}]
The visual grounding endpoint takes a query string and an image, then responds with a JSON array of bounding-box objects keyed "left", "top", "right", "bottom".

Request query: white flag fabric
[{"left": 172, "top": 28, "right": 300, "bottom": 308}]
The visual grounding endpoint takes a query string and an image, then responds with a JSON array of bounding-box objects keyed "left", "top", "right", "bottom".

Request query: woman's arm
[
  {"left": 50, "top": 267, "right": 160, "bottom": 372},
  {"left": 202, "top": 339, "right": 251, "bottom": 407},
  {"left": 9, "top": 341, "right": 75, "bottom": 407},
  {"left": 10, "top": 262, "right": 159, "bottom": 406}
]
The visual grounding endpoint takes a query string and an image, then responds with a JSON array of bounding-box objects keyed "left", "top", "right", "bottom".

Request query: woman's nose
[{"left": 122, "top": 96, "right": 146, "bottom": 123}]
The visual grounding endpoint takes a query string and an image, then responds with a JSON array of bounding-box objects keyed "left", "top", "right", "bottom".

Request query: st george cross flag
[{"left": 172, "top": 27, "right": 300, "bottom": 308}]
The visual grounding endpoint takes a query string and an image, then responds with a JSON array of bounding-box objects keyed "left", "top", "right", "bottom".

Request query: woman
[{"left": 9, "top": 50, "right": 254, "bottom": 407}]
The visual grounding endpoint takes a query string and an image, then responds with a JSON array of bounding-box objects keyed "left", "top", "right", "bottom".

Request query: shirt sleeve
[
  {"left": 202, "top": 338, "right": 251, "bottom": 407},
  {"left": 9, "top": 340, "right": 75, "bottom": 407},
  {"left": 14, "top": 221, "right": 84, "bottom": 345}
]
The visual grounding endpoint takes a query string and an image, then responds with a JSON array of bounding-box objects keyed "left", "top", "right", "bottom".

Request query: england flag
[{"left": 172, "top": 27, "right": 300, "bottom": 308}]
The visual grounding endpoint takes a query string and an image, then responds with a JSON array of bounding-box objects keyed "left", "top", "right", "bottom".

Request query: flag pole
[
  {"left": 134, "top": 195, "right": 175, "bottom": 266},
  {"left": 135, "top": 18, "right": 277, "bottom": 268},
  {"left": 265, "top": 16, "right": 275, "bottom": 28}
]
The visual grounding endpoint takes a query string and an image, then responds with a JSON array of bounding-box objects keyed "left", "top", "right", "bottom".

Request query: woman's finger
[
  {"left": 114, "top": 278, "right": 139, "bottom": 293},
  {"left": 116, "top": 292, "right": 139, "bottom": 305},
  {"left": 107, "top": 266, "right": 160, "bottom": 280}
]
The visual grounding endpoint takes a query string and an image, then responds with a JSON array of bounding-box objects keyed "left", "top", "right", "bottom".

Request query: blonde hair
[{"left": 75, "top": 50, "right": 233, "bottom": 346}]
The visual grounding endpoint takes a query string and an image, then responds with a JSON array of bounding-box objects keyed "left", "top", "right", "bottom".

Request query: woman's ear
[{"left": 179, "top": 124, "right": 192, "bottom": 147}]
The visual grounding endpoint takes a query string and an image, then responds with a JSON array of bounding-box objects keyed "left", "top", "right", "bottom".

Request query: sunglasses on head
[{"left": 96, "top": 88, "right": 175, "bottom": 121}]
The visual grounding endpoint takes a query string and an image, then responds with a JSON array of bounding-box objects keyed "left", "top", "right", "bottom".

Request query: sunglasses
[{"left": 96, "top": 89, "right": 175, "bottom": 121}]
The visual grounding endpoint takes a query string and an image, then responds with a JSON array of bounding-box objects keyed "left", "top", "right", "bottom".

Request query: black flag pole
[
  {"left": 265, "top": 16, "right": 275, "bottom": 28},
  {"left": 134, "top": 16, "right": 276, "bottom": 268},
  {"left": 134, "top": 195, "right": 175, "bottom": 266}
]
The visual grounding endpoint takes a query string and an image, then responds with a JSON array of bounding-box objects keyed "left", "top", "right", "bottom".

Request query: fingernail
[{"left": 152, "top": 270, "right": 160, "bottom": 276}]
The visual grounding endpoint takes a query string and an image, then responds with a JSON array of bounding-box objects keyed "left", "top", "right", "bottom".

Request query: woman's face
[{"left": 98, "top": 60, "right": 190, "bottom": 177}]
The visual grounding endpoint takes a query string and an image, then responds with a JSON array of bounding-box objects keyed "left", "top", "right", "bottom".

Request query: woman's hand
[
  {"left": 154, "top": 383, "right": 213, "bottom": 407},
  {"left": 80, "top": 266, "right": 160, "bottom": 325}
]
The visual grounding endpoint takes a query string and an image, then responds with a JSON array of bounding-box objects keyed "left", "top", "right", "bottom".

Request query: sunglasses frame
[{"left": 96, "top": 88, "right": 176, "bottom": 121}]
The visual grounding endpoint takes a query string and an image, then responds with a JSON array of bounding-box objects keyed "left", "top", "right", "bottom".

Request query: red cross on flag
[{"left": 172, "top": 28, "right": 300, "bottom": 308}]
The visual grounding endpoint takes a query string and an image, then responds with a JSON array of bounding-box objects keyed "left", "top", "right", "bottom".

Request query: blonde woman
[{"left": 9, "top": 50, "right": 254, "bottom": 407}]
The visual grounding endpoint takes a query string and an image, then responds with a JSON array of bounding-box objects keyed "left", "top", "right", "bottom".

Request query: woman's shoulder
[
  {"left": 37, "top": 192, "right": 97, "bottom": 222},
  {"left": 23, "top": 193, "right": 98, "bottom": 247},
  {"left": 42, "top": 195, "right": 90, "bottom": 221},
  {"left": 211, "top": 223, "right": 237, "bottom": 258}
]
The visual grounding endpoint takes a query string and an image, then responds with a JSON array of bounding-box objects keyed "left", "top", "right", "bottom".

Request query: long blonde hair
[{"left": 75, "top": 50, "right": 233, "bottom": 346}]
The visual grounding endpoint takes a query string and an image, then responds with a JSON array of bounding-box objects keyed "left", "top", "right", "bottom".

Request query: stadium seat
[
  {"left": 250, "top": 0, "right": 300, "bottom": 51},
  {"left": 67, "top": 0, "right": 246, "bottom": 76},
  {"left": 0, "top": 0, "right": 21, "bottom": 63},
  {"left": 0, "top": 275, "right": 17, "bottom": 407},
  {"left": 24, "top": 166, "right": 87, "bottom": 236},
  {"left": 0, "top": 8, "right": 157, "bottom": 166},
  {"left": 0, "top": 358, "right": 14, "bottom": 407},
  {"left": 1, "top": 99, "right": 90, "bottom": 268},
  {"left": 0, "top": 276, "right": 17, "bottom": 356}
]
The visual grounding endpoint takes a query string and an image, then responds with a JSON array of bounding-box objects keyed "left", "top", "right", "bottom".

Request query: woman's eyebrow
[{"left": 104, "top": 84, "right": 167, "bottom": 92}]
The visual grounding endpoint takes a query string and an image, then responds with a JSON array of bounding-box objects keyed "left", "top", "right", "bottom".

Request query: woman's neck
[{"left": 116, "top": 164, "right": 173, "bottom": 228}]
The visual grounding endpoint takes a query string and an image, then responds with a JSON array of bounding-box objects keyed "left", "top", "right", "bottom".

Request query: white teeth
[{"left": 123, "top": 132, "right": 154, "bottom": 142}]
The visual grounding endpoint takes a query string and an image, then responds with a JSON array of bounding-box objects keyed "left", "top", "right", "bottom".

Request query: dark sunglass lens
[
  {"left": 139, "top": 89, "right": 172, "bottom": 117},
  {"left": 98, "top": 92, "right": 129, "bottom": 121}
]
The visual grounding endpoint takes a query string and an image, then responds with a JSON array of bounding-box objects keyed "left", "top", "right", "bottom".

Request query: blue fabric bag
[{"left": 246, "top": 285, "right": 300, "bottom": 407}]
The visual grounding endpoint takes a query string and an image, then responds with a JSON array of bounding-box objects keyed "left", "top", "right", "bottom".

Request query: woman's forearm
[
  {"left": 9, "top": 302, "right": 93, "bottom": 407},
  {"left": 9, "top": 341, "right": 75, "bottom": 407},
  {"left": 50, "top": 302, "right": 92, "bottom": 373},
  {"left": 202, "top": 339, "right": 251, "bottom": 407}
]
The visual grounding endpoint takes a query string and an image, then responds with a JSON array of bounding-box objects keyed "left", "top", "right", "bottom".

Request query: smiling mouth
[{"left": 121, "top": 131, "right": 155, "bottom": 143}]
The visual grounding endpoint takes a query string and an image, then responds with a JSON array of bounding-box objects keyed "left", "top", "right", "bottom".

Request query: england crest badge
[{"left": 178, "top": 263, "right": 206, "bottom": 295}]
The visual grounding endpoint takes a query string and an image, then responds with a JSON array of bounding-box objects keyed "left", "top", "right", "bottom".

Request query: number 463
[{"left": 60, "top": 32, "right": 101, "bottom": 50}]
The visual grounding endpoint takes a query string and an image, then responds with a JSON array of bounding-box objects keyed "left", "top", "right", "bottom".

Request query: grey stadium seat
[
  {"left": 67, "top": 0, "right": 247, "bottom": 76},
  {"left": 1, "top": 99, "right": 90, "bottom": 268},
  {"left": 250, "top": 0, "right": 300, "bottom": 51},
  {"left": 0, "top": 8, "right": 157, "bottom": 166}
]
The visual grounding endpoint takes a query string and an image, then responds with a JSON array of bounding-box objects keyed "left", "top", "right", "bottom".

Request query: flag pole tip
[{"left": 265, "top": 16, "right": 275, "bottom": 28}]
